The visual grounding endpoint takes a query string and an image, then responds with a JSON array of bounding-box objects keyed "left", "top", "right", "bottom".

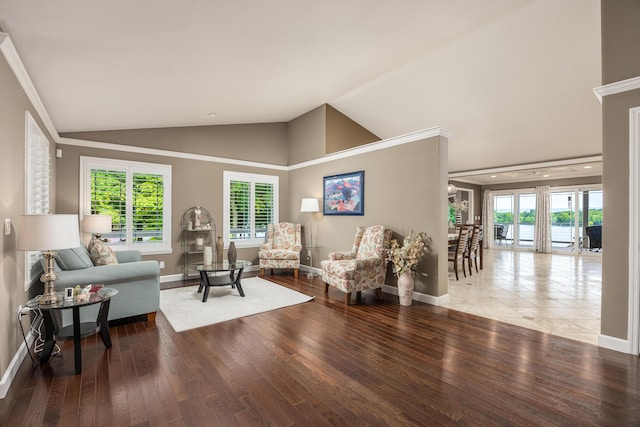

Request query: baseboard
[
  {"left": 598, "top": 334, "right": 634, "bottom": 354},
  {"left": 0, "top": 332, "right": 34, "bottom": 399},
  {"left": 300, "top": 265, "right": 322, "bottom": 277},
  {"left": 382, "top": 285, "right": 449, "bottom": 306},
  {"left": 160, "top": 273, "right": 183, "bottom": 283}
]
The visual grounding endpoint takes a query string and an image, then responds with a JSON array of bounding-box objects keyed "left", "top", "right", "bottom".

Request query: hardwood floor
[{"left": 2, "top": 273, "right": 639, "bottom": 426}]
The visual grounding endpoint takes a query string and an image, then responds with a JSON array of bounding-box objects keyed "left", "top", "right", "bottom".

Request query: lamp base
[
  {"left": 39, "top": 290, "right": 62, "bottom": 305},
  {"left": 39, "top": 251, "right": 62, "bottom": 305}
]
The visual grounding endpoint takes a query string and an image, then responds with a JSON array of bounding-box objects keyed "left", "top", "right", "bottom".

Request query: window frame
[
  {"left": 223, "top": 171, "right": 279, "bottom": 248},
  {"left": 80, "top": 156, "right": 172, "bottom": 255}
]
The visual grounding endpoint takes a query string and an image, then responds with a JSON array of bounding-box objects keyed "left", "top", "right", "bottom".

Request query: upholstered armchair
[
  {"left": 321, "top": 225, "right": 392, "bottom": 306},
  {"left": 259, "top": 222, "right": 302, "bottom": 278}
]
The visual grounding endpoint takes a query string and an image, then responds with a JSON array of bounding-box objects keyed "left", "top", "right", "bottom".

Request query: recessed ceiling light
[
  {"left": 490, "top": 175, "right": 497, "bottom": 178},
  {"left": 583, "top": 165, "right": 592, "bottom": 169},
  {"left": 543, "top": 174, "right": 550, "bottom": 177},
  {"left": 207, "top": 112, "right": 217, "bottom": 118}
]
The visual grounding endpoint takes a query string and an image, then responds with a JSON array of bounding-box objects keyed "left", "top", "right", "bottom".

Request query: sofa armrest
[
  {"left": 259, "top": 243, "right": 272, "bottom": 251},
  {"left": 115, "top": 250, "right": 142, "bottom": 263},
  {"left": 328, "top": 251, "right": 355, "bottom": 261}
]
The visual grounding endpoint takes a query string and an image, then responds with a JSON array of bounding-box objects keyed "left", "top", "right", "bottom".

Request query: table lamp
[
  {"left": 82, "top": 214, "right": 112, "bottom": 240},
  {"left": 18, "top": 214, "right": 80, "bottom": 305}
]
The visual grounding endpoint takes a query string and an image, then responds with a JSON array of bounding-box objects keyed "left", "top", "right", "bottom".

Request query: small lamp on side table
[
  {"left": 300, "top": 198, "right": 320, "bottom": 279},
  {"left": 18, "top": 214, "right": 81, "bottom": 305},
  {"left": 83, "top": 214, "right": 112, "bottom": 253}
]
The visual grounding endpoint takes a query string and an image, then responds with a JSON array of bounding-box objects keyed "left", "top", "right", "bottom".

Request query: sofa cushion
[
  {"left": 54, "top": 246, "right": 94, "bottom": 270},
  {"left": 90, "top": 241, "right": 119, "bottom": 266}
]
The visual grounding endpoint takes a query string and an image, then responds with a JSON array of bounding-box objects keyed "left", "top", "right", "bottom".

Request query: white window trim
[
  {"left": 223, "top": 171, "right": 279, "bottom": 248},
  {"left": 24, "top": 111, "right": 50, "bottom": 290},
  {"left": 79, "top": 156, "right": 172, "bottom": 255}
]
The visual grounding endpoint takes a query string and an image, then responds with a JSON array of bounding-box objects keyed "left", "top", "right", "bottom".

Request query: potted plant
[{"left": 387, "top": 231, "right": 431, "bottom": 306}]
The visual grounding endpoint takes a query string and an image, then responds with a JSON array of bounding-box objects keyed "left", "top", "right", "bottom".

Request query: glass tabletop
[
  {"left": 193, "top": 260, "right": 251, "bottom": 272},
  {"left": 27, "top": 287, "right": 118, "bottom": 310}
]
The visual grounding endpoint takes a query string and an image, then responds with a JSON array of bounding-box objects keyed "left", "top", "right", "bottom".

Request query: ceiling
[
  {"left": 450, "top": 159, "right": 602, "bottom": 186},
  {"left": 0, "top": 0, "right": 602, "bottom": 173}
]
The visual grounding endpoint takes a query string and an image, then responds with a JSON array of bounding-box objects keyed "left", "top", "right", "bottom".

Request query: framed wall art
[{"left": 323, "top": 170, "right": 364, "bottom": 216}]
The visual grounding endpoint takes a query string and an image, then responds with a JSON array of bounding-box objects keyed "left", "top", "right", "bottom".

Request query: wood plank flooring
[{"left": 1, "top": 273, "right": 639, "bottom": 426}]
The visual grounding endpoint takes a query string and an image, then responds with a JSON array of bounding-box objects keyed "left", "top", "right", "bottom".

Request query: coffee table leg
[
  {"left": 234, "top": 268, "right": 245, "bottom": 297},
  {"left": 202, "top": 271, "right": 211, "bottom": 302},
  {"left": 197, "top": 271, "right": 207, "bottom": 293}
]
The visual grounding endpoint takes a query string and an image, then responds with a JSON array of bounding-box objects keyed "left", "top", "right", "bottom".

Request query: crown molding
[
  {"left": 593, "top": 75, "right": 640, "bottom": 104},
  {"left": 59, "top": 137, "right": 289, "bottom": 171},
  {"left": 61, "top": 126, "right": 451, "bottom": 172},
  {"left": 0, "top": 32, "right": 59, "bottom": 143},
  {"left": 288, "top": 127, "right": 451, "bottom": 170}
]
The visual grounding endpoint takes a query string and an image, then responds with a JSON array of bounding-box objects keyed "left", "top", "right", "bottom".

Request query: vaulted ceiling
[{"left": 0, "top": 0, "right": 601, "bottom": 173}]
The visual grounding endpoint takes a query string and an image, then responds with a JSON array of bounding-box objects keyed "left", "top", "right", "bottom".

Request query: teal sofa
[{"left": 43, "top": 248, "right": 160, "bottom": 324}]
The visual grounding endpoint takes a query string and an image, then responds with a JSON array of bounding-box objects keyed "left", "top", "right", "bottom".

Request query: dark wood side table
[{"left": 27, "top": 288, "right": 118, "bottom": 374}]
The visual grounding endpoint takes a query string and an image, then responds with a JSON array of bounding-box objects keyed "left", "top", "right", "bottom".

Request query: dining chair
[
  {"left": 448, "top": 225, "right": 471, "bottom": 280},
  {"left": 464, "top": 225, "right": 483, "bottom": 274}
]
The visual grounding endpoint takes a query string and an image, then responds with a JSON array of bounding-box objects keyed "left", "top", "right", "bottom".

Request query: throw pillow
[
  {"left": 54, "top": 246, "right": 94, "bottom": 270},
  {"left": 89, "top": 240, "right": 119, "bottom": 266}
]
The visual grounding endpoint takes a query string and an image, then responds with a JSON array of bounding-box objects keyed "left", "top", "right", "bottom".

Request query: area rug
[{"left": 159, "top": 277, "right": 314, "bottom": 332}]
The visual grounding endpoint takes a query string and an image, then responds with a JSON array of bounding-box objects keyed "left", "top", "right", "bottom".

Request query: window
[
  {"left": 223, "top": 171, "right": 278, "bottom": 247},
  {"left": 25, "top": 112, "right": 50, "bottom": 289},
  {"left": 80, "top": 157, "right": 172, "bottom": 254}
]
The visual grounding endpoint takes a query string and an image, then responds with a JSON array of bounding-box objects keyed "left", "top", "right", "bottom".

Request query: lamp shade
[
  {"left": 300, "top": 198, "right": 320, "bottom": 213},
  {"left": 82, "top": 214, "right": 112, "bottom": 234},
  {"left": 17, "top": 214, "right": 80, "bottom": 251}
]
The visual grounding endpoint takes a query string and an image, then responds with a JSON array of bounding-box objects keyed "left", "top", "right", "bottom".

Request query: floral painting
[{"left": 323, "top": 171, "right": 364, "bottom": 215}]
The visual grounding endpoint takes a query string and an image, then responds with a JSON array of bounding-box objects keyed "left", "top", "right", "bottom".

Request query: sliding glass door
[{"left": 517, "top": 194, "right": 536, "bottom": 248}]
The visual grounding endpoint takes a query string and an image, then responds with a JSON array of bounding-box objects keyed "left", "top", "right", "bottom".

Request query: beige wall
[
  {"left": 325, "top": 105, "right": 380, "bottom": 154},
  {"left": 63, "top": 122, "right": 289, "bottom": 166},
  {"left": 600, "top": 0, "right": 640, "bottom": 340},
  {"left": 288, "top": 136, "right": 450, "bottom": 297},
  {"left": 601, "top": 0, "right": 640, "bottom": 84},
  {"left": 0, "top": 51, "right": 57, "bottom": 379},
  {"left": 56, "top": 139, "right": 290, "bottom": 276},
  {"left": 287, "top": 105, "right": 326, "bottom": 165}
]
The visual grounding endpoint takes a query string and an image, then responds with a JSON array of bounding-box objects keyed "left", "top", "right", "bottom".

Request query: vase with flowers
[
  {"left": 387, "top": 231, "right": 431, "bottom": 306},
  {"left": 448, "top": 199, "right": 469, "bottom": 225}
]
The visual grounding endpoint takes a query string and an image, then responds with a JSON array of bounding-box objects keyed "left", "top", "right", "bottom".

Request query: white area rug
[{"left": 159, "top": 277, "right": 314, "bottom": 332}]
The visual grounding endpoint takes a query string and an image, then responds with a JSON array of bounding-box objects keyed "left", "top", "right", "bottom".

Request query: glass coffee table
[{"left": 193, "top": 260, "right": 251, "bottom": 302}]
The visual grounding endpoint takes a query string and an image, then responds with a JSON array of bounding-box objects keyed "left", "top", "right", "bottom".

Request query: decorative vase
[
  {"left": 228, "top": 241, "right": 237, "bottom": 264},
  {"left": 203, "top": 246, "right": 213, "bottom": 265},
  {"left": 397, "top": 271, "right": 414, "bottom": 306},
  {"left": 216, "top": 236, "right": 224, "bottom": 263}
]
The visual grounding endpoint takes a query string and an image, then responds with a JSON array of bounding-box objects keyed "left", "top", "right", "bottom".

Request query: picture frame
[{"left": 323, "top": 171, "right": 364, "bottom": 216}]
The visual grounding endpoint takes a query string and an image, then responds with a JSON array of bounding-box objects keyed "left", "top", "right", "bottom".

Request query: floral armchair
[
  {"left": 259, "top": 222, "right": 302, "bottom": 278},
  {"left": 321, "top": 225, "right": 392, "bottom": 306}
]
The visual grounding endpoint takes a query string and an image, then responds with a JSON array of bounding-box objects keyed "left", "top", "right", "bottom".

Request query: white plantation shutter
[
  {"left": 81, "top": 157, "right": 172, "bottom": 254},
  {"left": 224, "top": 171, "right": 278, "bottom": 247},
  {"left": 132, "top": 172, "right": 164, "bottom": 244},
  {"left": 24, "top": 112, "right": 51, "bottom": 289}
]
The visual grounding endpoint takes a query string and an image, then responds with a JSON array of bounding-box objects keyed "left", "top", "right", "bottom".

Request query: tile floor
[{"left": 442, "top": 249, "right": 602, "bottom": 345}]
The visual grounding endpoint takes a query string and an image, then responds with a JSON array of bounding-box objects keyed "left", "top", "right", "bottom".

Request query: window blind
[
  {"left": 224, "top": 171, "right": 278, "bottom": 247},
  {"left": 132, "top": 172, "right": 164, "bottom": 243}
]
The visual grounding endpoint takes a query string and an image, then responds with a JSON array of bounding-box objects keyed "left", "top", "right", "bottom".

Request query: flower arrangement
[
  {"left": 387, "top": 231, "right": 431, "bottom": 277},
  {"left": 448, "top": 200, "right": 469, "bottom": 212}
]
